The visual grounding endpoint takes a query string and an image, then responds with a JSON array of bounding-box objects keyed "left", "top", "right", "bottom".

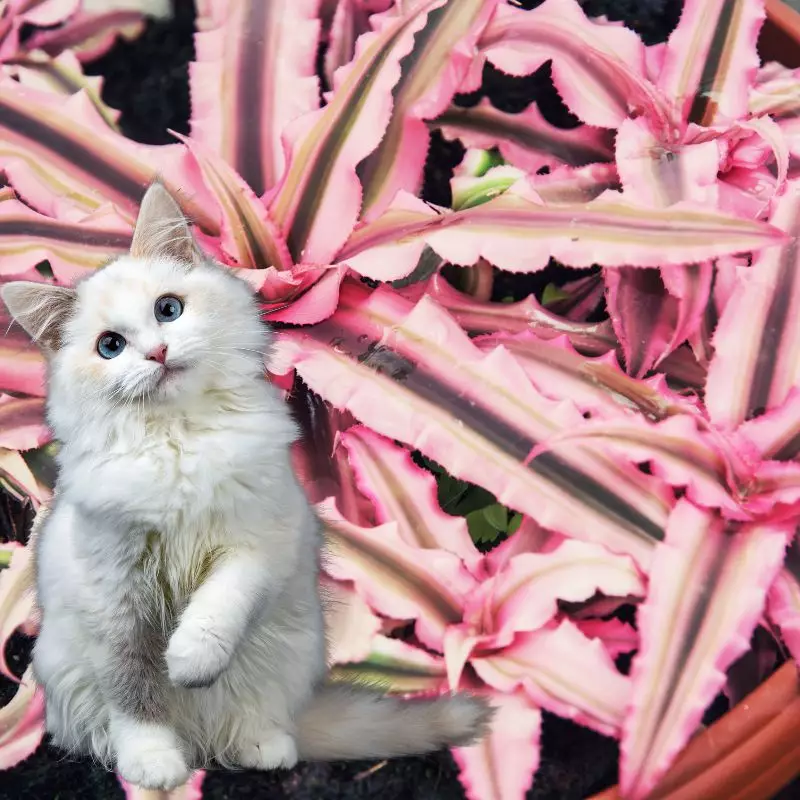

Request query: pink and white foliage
[
  {"left": 1, "top": 1, "right": 800, "bottom": 799},
  {"left": 0, "top": 0, "right": 167, "bottom": 63}
]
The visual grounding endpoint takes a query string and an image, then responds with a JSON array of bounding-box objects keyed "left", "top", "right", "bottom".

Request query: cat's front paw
[
  {"left": 166, "top": 619, "right": 233, "bottom": 688},
  {"left": 114, "top": 722, "right": 191, "bottom": 791}
]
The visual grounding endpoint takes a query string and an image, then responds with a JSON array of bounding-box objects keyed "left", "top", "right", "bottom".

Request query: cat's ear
[
  {"left": 130, "top": 181, "right": 200, "bottom": 265},
  {"left": 1, "top": 281, "right": 77, "bottom": 350}
]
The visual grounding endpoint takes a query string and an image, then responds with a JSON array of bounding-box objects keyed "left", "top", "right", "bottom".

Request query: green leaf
[
  {"left": 34, "top": 260, "right": 54, "bottom": 281},
  {"left": 471, "top": 148, "right": 506, "bottom": 178},
  {"left": 23, "top": 441, "right": 59, "bottom": 490},
  {"left": 448, "top": 484, "right": 496, "bottom": 516},
  {"left": 437, "top": 472, "right": 470, "bottom": 510},
  {"left": 483, "top": 502, "right": 508, "bottom": 530},
  {"left": 542, "top": 283, "right": 571, "bottom": 306},
  {"left": 467, "top": 508, "right": 501, "bottom": 544},
  {"left": 508, "top": 512, "right": 524, "bottom": 534}
]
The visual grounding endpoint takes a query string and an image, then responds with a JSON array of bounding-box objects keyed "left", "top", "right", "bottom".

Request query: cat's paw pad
[
  {"left": 115, "top": 729, "right": 190, "bottom": 790},
  {"left": 237, "top": 731, "right": 298, "bottom": 771},
  {"left": 166, "top": 620, "right": 232, "bottom": 688}
]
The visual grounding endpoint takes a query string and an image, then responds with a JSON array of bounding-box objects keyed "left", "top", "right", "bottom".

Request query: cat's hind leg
[
  {"left": 32, "top": 614, "right": 111, "bottom": 761},
  {"left": 235, "top": 727, "right": 298, "bottom": 770}
]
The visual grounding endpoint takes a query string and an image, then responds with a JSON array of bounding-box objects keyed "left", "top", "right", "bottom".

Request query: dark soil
[{"left": 2, "top": 1, "right": 797, "bottom": 798}]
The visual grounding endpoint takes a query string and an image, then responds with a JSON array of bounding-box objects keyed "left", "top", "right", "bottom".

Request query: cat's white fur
[{"left": 1, "top": 183, "right": 491, "bottom": 791}]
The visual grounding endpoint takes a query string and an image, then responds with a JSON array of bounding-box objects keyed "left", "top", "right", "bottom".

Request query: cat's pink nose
[{"left": 146, "top": 344, "right": 168, "bottom": 364}]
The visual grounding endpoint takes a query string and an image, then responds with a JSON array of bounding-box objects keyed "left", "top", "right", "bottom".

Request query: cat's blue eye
[
  {"left": 155, "top": 295, "right": 183, "bottom": 323},
  {"left": 97, "top": 332, "right": 126, "bottom": 359}
]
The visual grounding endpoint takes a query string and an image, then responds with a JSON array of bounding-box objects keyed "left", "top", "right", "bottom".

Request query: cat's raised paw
[
  {"left": 237, "top": 730, "right": 298, "bottom": 771},
  {"left": 166, "top": 618, "right": 232, "bottom": 688}
]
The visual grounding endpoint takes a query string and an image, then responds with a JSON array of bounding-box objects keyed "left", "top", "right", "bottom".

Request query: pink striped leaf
[
  {"left": 288, "top": 388, "right": 374, "bottom": 523},
  {"left": 275, "top": 280, "right": 671, "bottom": 568},
  {"left": 0, "top": 543, "right": 35, "bottom": 681},
  {"left": 705, "top": 180, "right": 800, "bottom": 428},
  {"left": 0, "top": 667, "right": 44, "bottom": 770},
  {"left": 321, "top": 500, "right": 476, "bottom": 651},
  {"left": 0, "top": 396, "right": 48, "bottom": 452},
  {"left": 744, "top": 461, "right": 800, "bottom": 521},
  {"left": 472, "top": 619, "right": 631, "bottom": 738},
  {"left": 339, "top": 425, "right": 482, "bottom": 573},
  {"left": 412, "top": 273, "right": 618, "bottom": 355},
  {"left": 321, "top": 574, "right": 383, "bottom": 665},
  {"left": 473, "top": 331, "right": 698, "bottom": 421},
  {"left": 0, "top": 0, "right": 79, "bottom": 61},
  {"left": 451, "top": 159, "right": 620, "bottom": 208},
  {"left": 461, "top": 540, "right": 644, "bottom": 647},
  {"left": 336, "top": 186, "right": 787, "bottom": 279},
  {"left": 575, "top": 618, "right": 639, "bottom": 660},
  {"left": 0, "top": 80, "right": 217, "bottom": 230},
  {"left": 2, "top": 49, "right": 120, "bottom": 130},
  {"left": 24, "top": 8, "right": 153, "bottom": 63},
  {"left": 190, "top": 0, "right": 321, "bottom": 197},
  {"left": 450, "top": 162, "right": 620, "bottom": 214},
  {"left": 657, "top": 0, "right": 766, "bottom": 127},
  {"left": 735, "top": 387, "right": 800, "bottom": 461},
  {"left": 270, "top": 1, "right": 438, "bottom": 264},
  {"left": 119, "top": 769, "right": 205, "bottom": 800},
  {"left": 329, "top": 632, "right": 448, "bottom": 694},
  {"left": 443, "top": 538, "right": 644, "bottom": 690},
  {"left": 323, "top": 1, "right": 394, "bottom": 88},
  {"left": 482, "top": 517, "right": 565, "bottom": 575},
  {"left": 0, "top": 195, "right": 131, "bottom": 281},
  {"left": 749, "top": 63, "right": 800, "bottom": 117},
  {"left": 605, "top": 263, "right": 714, "bottom": 379},
  {"left": 541, "top": 273, "right": 605, "bottom": 322},
  {"left": 620, "top": 499, "right": 791, "bottom": 800},
  {"left": 616, "top": 117, "right": 721, "bottom": 208},
  {"left": 477, "top": 0, "right": 669, "bottom": 131},
  {"left": 358, "top": 0, "right": 498, "bottom": 218},
  {"left": 173, "top": 133, "right": 291, "bottom": 270},
  {"left": 288, "top": 387, "right": 376, "bottom": 524},
  {"left": 766, "top": 537, "right": 800, "bottom": 665},
  {"left": 255, "top": 264, "right": 347, "bottom": 326},
  {"left": 688, "top": 257, "right": 746, "bottom": 369},
  {"left": 523, "top": 163, "right": 620, "bottom": 204},
  {"left": 436, "top": 98, "right": 614, "bottom": 174},
  {"left": 527, "top": 414, "right": 751, "bottom": 515},
  {"left": 453, "top": 690, "right": 541, "bottom": 800}
]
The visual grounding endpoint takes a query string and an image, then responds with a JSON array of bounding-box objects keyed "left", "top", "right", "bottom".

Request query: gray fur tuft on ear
[
  {"left": 1, "top": 281, "right": 77, "bottom": 350},
  {"left": 130, "top": 181, "right": 200, "bottom": 264}
]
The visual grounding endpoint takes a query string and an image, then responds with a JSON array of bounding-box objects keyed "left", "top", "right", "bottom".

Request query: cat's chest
[{"left": 85, "top": 422, "right": 264, "bottom": 530}]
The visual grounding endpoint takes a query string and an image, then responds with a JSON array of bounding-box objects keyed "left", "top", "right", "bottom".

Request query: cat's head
[{"left": 1, "top": 182, "right": 269, "bottom": 415}]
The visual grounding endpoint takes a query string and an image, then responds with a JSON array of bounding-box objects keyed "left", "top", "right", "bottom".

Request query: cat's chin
[{"left": 156, "top": 364, "right": 188, "bottom": 388}]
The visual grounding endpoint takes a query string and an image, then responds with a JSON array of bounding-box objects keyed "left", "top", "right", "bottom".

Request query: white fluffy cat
[{"left": 1, "top": 183, "right": 491, "bottom": 791}]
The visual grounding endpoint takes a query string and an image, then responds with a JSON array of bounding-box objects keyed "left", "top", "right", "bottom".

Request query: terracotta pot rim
[{"left": 588, "top": 662, "right": 800, "bottom": 800}]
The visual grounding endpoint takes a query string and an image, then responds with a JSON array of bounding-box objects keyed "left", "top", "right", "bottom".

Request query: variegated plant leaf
[
  {"left": 190, "top": 0, "right": 321, "bottom": 197},
  {"left": 336, "top": 187, "right": 786, "bottom": 280},
  {"left": 436, "top": 98, "right": 615, "bottom": 174},
  {"left": 657, "top": 0, "right": 767, "bottom": 127},
  {"left": 270, "top": 0, "right": 441, "bottom": 263},
  {"left": 706, "top": 180, "right": 800, "bottom": 427},
  {"left": 621, "top": 500, "right": 791, "bottom": 799},
  {"left": 276, "top": 280, "right": 672, "bottom": 568}
]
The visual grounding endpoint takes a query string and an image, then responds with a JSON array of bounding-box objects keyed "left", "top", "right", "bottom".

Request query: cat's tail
[{"left": 294, "top": 683, "right": 493, "bottom": 762}]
